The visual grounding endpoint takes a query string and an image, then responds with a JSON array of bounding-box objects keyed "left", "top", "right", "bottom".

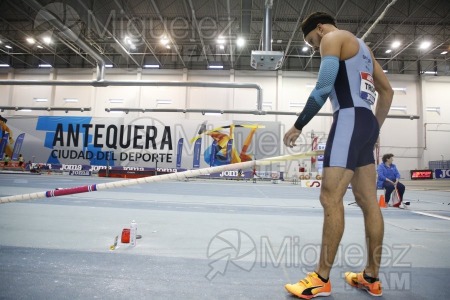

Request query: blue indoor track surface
[{"left": 1, "top": 173, "right": 449, "bottom": 300}]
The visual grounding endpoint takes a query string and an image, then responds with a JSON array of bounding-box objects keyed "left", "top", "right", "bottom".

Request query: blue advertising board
[{"left": 434, "top": 169, "right": 450, "bottom": 179}]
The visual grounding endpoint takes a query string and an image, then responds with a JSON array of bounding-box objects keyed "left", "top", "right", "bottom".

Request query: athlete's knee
[
  {"left": 319, "top": 191, "right": 344, "bottom": 209},
  {"left": 352, "top": 186, "right": 375, "bottom": 207},
  {"left": 352, "top": 190, "right": 364, "bottom": 205}
]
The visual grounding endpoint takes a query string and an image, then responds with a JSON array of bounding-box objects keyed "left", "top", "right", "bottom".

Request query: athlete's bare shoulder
[
  {"left": 322, "top": 30, "right": 354, "bottom": 42},
  {"left": 321, "top": 30, "right": 359, "bottom": 60},
  {"left": 338, "top": 30, "right": 360, "bottom": 60}
]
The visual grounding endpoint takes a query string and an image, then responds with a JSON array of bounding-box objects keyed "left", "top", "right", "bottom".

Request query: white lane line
[{"left": 410, "top": 211, "right": 450, "bottom": 221}]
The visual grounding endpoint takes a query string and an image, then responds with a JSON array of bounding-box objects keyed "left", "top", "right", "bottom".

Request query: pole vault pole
[{"left": 0, "top": 150, "right": 323, "bottom": 204}]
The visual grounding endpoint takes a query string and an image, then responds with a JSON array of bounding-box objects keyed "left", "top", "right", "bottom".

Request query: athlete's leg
[
  {"left": 351, "top": 164, "right": 384, "bottom": 278},
  {"left": 315, "top": 166, "right": 354, "bottom": 279}
]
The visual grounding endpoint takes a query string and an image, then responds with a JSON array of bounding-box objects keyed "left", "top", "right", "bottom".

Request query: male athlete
[{"left": 283, "top": 12, "right": 393, "bottom": 298}]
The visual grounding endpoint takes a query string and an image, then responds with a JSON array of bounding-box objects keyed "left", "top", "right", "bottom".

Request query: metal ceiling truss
[{"left": 0, "top": 0, "right": 448, "bottom": 74}]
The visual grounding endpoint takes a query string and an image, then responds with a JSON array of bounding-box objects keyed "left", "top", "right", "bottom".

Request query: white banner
[{"left": 2, "top": 116, "right": 280, "bottom": 170}]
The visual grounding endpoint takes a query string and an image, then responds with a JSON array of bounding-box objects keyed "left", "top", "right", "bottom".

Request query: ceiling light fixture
[
  {"left": 160, "top": 36, "right": 169, "bottom": 45},
  {"left": 302, "top": 46, "right": 309, "bottom": 52},
  {"left": 236, "top": 37, "right": 245, "bottom": 47},
  {"left": 217, "top": 36, "right": 225, "bottom": 44},
  {"left": 38, "top": 64, "right": 52, "bottom": 68},
  {"left": 5, "top": 45, "right": 12, "bottom": 49},
  {"left": 109, "top": 99, "right": 124, "bottom": 103},
  {"left": 441, "top": 51, "right": 448, "bottom": 55},
  {"left": 124, "top": 37, "right": 136, "bottom": 50},
  {"left": 426, "top": 107, "right": 440, "bottom": 114},
  {"left": 392, "top": 87, "right": 406, "bottom": 92},
  {"left": 143, "top": 64, "right": 160, "bottom": 68},
  {"left": 385, "top": 49, "right": 392, "bottom": 53},
  {"left": 64, "top": 98, "right": 79, "bottom": 103},
  {"left": 42, "top": 36, "right": 52, "bottom": 44},
  {"left": 208, "top": 65, "right": 224, "bottom": 69},
  {"left": 124, "top": 36, "right": 132, "bottom": 45},
  {"left": 390, "top": 105, "right": 407, "bottom": 112},
  {"left": 156, "top": 99, "right": 172, "bottom": 105},
  {"left": 392, "top": 41, "right": 401, "bottom": 48},
  {"left": 34, "top": 98, "right": 48, "bottom": 102},
  {"left": 419, "top": 41, "right": 431, "bottom": 49},
  {"left": 0, "top": 64, "right": 10, "bottom": 67},
  {"left": 289, "top": 102, "right": 305, "bottom": 108},
  {"left": 26, "top": 37, "right": 35, "bottom": 44}
]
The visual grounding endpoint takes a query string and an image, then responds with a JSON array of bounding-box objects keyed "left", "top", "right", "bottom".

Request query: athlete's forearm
[
  {"left": 294, "top": 56, "right": 339, "bottom": 130},
  {"left": 371, "top": 55, "right": 393, "bottom": 128},
  {"left": 374, "top": 91, "right": 393, "bottom": 128}
]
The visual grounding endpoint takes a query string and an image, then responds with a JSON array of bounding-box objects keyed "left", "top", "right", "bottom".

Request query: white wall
[
  {"left": 377, "top": 75, "right": 421, "bottom": 176},
  {"left": 9, "top": 69, "right": 53, "bottom": 110},
  {"left": 0, "top": 73, "right": 12, "bottom": 105},
  {"left": 187, "top": 70, "right": 231, "bottom": 121},
  {"left": 53, "top": 69, "right": 94, "bottom": 116},
  {"left": 1, "top": 67, "right": 449, "bottom": 177},
  {"left": 140, "top": 70, "right": 187, "bottom": 121},
  {"left": 421, "top": 75, "right": 450, "bottom": 168}
]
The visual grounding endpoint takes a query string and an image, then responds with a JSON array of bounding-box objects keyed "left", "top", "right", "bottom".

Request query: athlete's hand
[{"left": 283, "top": 126, "right": 302, "bottom": 148}]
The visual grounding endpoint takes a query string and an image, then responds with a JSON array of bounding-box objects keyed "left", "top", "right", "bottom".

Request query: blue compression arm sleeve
[{"left": 294, "top": 56, "right": 340, "bottom": 130}]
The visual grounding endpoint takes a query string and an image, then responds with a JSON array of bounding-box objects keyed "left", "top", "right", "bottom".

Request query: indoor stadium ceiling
[{"left": 0, "top": 0, "right": 449, "bottom": 74}]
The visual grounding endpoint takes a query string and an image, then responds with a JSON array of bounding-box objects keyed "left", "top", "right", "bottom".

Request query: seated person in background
[{"left": 377, "top": 153, "right": 406, "bottom": 207}]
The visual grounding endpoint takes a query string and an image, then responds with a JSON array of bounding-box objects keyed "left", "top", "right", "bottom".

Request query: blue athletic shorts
[{"left": 323, "top": 107, "right": 379, "bottom": 171}]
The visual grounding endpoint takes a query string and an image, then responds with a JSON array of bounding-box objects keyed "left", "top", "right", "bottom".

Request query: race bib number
[{"left": 360, "top": 72, "right": 376, "bottom": 105}]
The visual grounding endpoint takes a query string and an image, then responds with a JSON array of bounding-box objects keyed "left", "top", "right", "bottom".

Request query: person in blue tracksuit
[{"left": 377, "top": 153, "right": 405, "bottom": 205}]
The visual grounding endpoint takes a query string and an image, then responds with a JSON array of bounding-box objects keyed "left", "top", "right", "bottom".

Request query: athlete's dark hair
[
  {"left": 301, "top": 12, "right": 337, "bottom": 38},
  {"left": 382, "top": 153, "right": 394, "bottom": 163}
]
